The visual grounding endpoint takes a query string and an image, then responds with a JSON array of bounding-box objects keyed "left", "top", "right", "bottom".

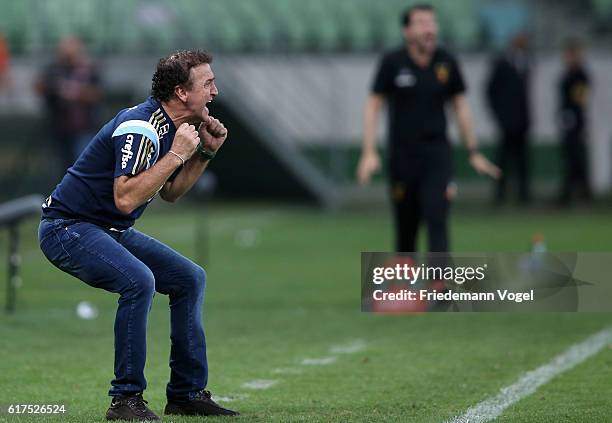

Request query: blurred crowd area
[
  {"left": 0, "top": 0, "right": 610, "bottom": 206},
  {"left": 0, "top": 0, "right": 611, "bottom": 54}
]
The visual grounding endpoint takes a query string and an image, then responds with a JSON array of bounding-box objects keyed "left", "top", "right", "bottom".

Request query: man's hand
[
  {"left": 469, "top": 152, "right": 501, "bottom": 179},
  {"left": 160, "top": 117, "right": 227, "bottom": 202},
  {"left": 451, "top": 94, "right": 501, "bottom": 180},
  {"left": 356, "top": 151, "right": 381, "bottom": 185},
  {"left": 171, "top": 123, "right": 200, "bottom": 160},
  {"left": 198, "top": 116, "right": 228, "bottom": 153}
]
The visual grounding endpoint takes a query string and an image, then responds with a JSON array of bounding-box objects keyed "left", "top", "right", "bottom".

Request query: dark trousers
[
  {"left": 389, "top": 143, "right": 452, "bottom": 253},
  {"left": 560, "top": 131, "right": 591, "bottom": 203},
  {"left": 495, "top": 129, "right": 530, "bottom": 203},
  {"left": 38, "top": 217, "right": 207, "bottom": 400}
]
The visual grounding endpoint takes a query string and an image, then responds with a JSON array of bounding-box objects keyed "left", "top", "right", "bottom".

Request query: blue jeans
[{"left": 38, "top": 217, "right": 207, "bottom": 400}]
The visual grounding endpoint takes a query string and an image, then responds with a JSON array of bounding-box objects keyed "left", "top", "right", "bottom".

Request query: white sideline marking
[
  {"left": 241, "top": 379, "right": 279, "bottom": 390},
  {"left": 330, "top": 339, "right": 367, "bottom": 354},
  {"left": 301, "top": 356, "right": 337, "bottom": 365},
  {"left": 234, "top": 339, "right": 365, "bottom": 397},
  {"left": 447, "top": 327, "right": 612, "bottom": 423},
  {"left": 272, "top": 367, "right": 303, "bottom": 374}
]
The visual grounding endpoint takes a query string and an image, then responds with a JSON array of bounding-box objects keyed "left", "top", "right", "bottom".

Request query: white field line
[
  {"left": 299, "top": 340, "right": 367, "bottom": 367},
  {"left": 301, "top": 356, "right": 338, "bottom": 365},
  {"left": 272, "top": 367, "right": 303, "bottom": 374},
  {"left": 234, "top": 339, "right": 368, "bottom": 398},
  {"left": 330, "top": 339, "right": 367, "bottom": 354},
  {"left": 446, "top": 326, "right": 612, "bottom": 423},
  {"left": 240, "top": 379, "right": 279, "bottom": 390}
]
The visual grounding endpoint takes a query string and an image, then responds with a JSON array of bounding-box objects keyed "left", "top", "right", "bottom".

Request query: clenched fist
[
  {"left": 171, "top": 123, "right": 200, "bottom": 160},
  {"left": 198, "top": 116, "right": 228, "bottom": 153}
]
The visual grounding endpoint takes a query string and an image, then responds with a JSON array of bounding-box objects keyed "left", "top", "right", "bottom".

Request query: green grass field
[{"left": 1, "top": 202, "right": 611, "bottom": 422}]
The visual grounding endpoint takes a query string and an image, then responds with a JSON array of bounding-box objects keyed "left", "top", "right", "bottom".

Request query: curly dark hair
[{"left": 151, "top": 50, "right": 213, "bottom": 102}]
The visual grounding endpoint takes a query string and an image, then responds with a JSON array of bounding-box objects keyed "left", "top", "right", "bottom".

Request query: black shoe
[
  {"left": 164, "top": 389, "right": 240, "bottom": 416},
  {"left": 105, "top": 393, "right": 160, "bottom": 421}
]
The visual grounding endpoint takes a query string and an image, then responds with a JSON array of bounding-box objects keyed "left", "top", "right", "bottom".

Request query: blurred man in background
[
  {"left": 35, "top": 36, "right": 102, "bottom": 172},
  {"left": 486, "top": 33, "right": 532, "bottom": 205},
  {"left": 357, "top": 3, "right": 499, "bottom": 253},
  {"left": 558, "top": 37, "right": 592, "bottom": 205}
]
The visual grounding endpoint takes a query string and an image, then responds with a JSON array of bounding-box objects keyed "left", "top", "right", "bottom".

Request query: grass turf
[{"left": 0, "top": 202, "right": 611, "bottom": 422}]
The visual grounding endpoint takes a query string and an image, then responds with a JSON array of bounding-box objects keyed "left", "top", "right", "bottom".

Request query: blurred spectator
[
  {"left": 35, "top": 37, "right": 102, "bottom": 171},
  {"left": 0, "top": 32, "right": 9, "bottom": 84},
  {"left": 558, "top": 38, "right": 592, "bottom": 205},
  {"left": 486, "top": 33, "right": 531, "bottom": 205},
  {"left": 0, "top": 32, "right": 11, "bottom": 105}
]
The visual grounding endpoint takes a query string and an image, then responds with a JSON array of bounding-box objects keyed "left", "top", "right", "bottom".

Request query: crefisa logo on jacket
[{"left": 121, "top": 134, "right": 134, "bottom": 169}]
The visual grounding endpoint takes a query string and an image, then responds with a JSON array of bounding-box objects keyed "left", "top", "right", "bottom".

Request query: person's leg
[
  {"left": 559, "top": 133, "right": 573, "bottom": 204},
  {"left": 574, "top": 133, "right": 592, "bottom": 200},
  {"left": 422, "top": 145, "right": 452, "bottom": 253},
  {"left": 119, "top": 228, "right": 207, "bottom": 402},
  {"left": 516, "top": 130, "right": 531, "bottom": 203},
  {"left": 495, "top": 133, "right": 510, "bottom": 204},
  {"left": 38, "top": 218, "right": 155, "bottom": 397},
  {"left": 390, "top": 178, "right": 421, "bottom": 253}
]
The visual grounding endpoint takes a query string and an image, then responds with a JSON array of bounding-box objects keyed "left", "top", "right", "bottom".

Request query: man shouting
[{"left": 38, "top": 50, "right": 238, "bottom": 420}]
